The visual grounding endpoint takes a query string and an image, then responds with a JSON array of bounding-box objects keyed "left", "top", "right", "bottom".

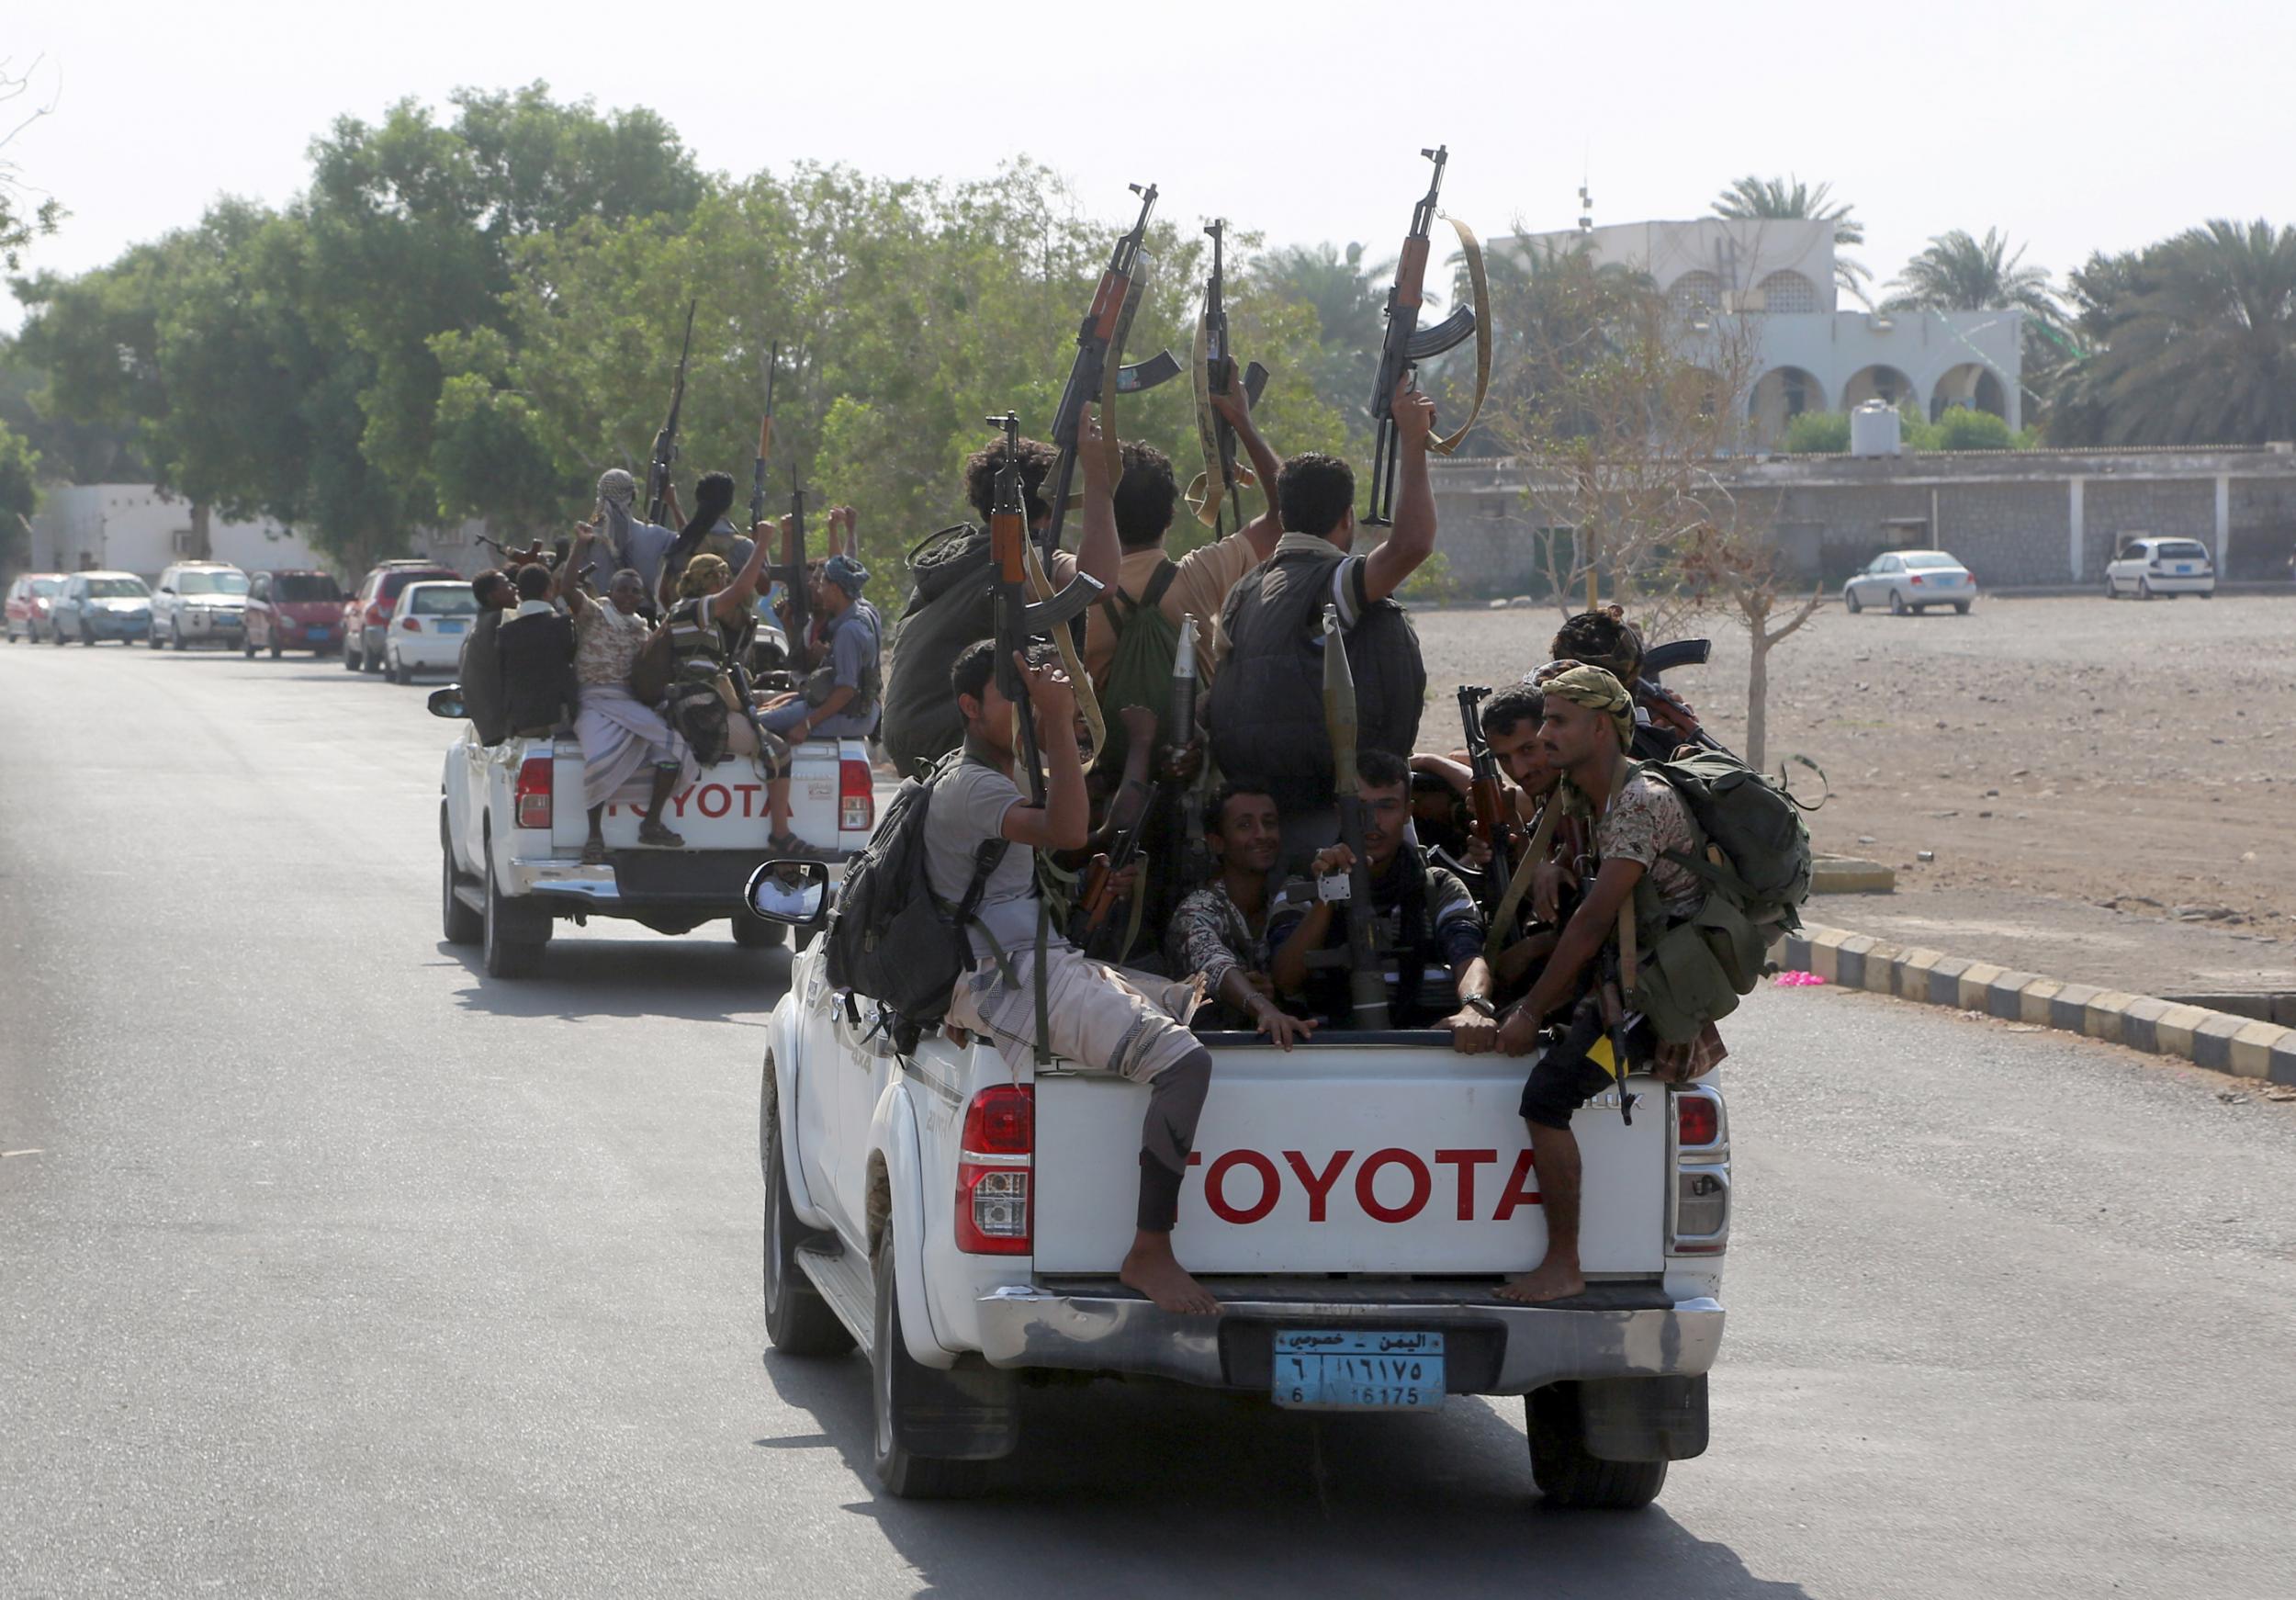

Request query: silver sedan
[{"left": 1843, "top": 549, "right": 1977, "bottom": 616}]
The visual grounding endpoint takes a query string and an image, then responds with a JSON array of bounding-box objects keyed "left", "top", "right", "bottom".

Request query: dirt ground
[{"left": 1411, "top": 593, "right": 2296, "bottom": 997}]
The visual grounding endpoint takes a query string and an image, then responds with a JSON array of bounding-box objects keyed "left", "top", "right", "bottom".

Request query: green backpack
[
  {"left": 1093, "top": 559, "right": 1180, "bottom": 776},
  {"left": 1625, "top": 750, "right": 1817, "bottom": 1042}
]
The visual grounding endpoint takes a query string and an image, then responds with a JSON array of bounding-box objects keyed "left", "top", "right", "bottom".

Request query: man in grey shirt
[
  {"left": 582, "top": 468, "right": 676, "bottom": 598},
  {"left": 757, "top": 553, "right": 882, "bottom": 851},
  {"left": 926, "top": 637, "right": 1219, "bottom": 1318}
]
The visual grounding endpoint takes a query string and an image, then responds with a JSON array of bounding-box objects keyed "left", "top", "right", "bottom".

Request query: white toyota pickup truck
[
  {"left": 430, "top": 691, "right": 874, "bottom": 976},
  {"left": 748, "top": 874, "right": 1730, "bottom": 1506}
]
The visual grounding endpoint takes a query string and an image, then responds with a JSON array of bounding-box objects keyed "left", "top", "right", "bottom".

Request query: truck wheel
[
  {"left": 872, "top": 1234, "right": 993, "bottom": 1499},
  {"left": 481, "top": 847, "right": 546, "bottom": 979},
  {"left": 731, "top": 910, "right": 788, "bottom": 949},
  {"left": 441, "top": 808, "right": 482, "bottom": 945},
  {"left": 1525, "top": 1385, "right": 1668, "bottom": 1511},
  {"left": 760, "top": 1065, "right": 855, "bottom": 1357}
]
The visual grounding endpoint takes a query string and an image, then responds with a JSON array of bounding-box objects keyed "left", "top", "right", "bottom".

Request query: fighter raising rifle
[
  {"left": 646, "top": 299, "right": 699, "bottom": 529},
  {"left": 1188, "top": 219, "right": 1269, "bottom": 536},
  {"left": 1040, "top": 183, "right": 1181, "bottom": 560},
  {"left": 1366, "top": 147, "right": 1491, "bottom": 525}
]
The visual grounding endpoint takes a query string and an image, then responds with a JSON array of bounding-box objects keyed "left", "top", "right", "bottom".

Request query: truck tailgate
[
  {"left": 556, "top": 742, "right": 859, "bottom": 852},
  {"left": 1034, "top": 1044, "right": 1667, "bottom": 1276}
]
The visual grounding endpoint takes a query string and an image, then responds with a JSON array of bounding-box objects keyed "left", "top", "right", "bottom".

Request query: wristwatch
[{"left": 1462, "top": 994, "right": 1498, "bottom": 1020}]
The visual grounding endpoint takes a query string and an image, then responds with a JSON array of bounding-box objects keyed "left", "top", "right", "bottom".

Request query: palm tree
[
  {"left": 1883, "top": 228, "right": 2060, "bottom": 321},
  {"left": 2066, "top": 220, "right": 2296, "bottom": 445},
  {"left": 1711, "top": 175, "right": 1869, "bottom": 302},
  {"left": 1255, "top": 241, "right": 1390, "bottom": 440}
]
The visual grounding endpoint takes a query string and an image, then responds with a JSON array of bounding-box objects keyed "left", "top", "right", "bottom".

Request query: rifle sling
[
  {"left": 1430, "top": 215, "right": 1492, "bottom": 457},
  {"left": 1484, "top": 794, "right": 1562, "bottom": 961}
]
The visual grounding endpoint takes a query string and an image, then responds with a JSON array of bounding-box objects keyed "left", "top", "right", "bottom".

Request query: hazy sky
[{"left": 7, "top": 0, "right": 2292, "bottom": 332}]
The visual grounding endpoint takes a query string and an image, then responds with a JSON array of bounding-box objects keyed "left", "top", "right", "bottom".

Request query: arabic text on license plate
[
  {"left": 437, "top": 619, "right": 465, "bottom": 633},
  {"left": 1273, "top": 1330, "right": 1445, "bottom": 1411}
]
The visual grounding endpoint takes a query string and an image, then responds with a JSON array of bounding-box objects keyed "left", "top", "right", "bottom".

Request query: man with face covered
[
  {"left": 563, "top": 530, "right": 697, "bottom": 862},
  {"left": 584, "top": 468, "right": 676, "bottom": 599}
]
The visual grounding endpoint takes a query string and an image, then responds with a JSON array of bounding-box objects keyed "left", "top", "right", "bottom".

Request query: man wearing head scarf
[
  {"left": 1478, "top": 663, "right": 1724, "bottom": 1306},
  {"left": 753, "top": 549, "right": 882, "bottom": 851},
  {"left": 561, "top": 527, "right": 697, "bottom": 861},
  {"left": 587, "top": 468, "right": 676, "bottom": 600},
  {"left": 1548, "top": 605, "right": 1713, "bottom": 761}
]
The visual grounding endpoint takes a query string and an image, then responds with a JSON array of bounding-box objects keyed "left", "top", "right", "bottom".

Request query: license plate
[
  {"left": 436, "top": 619, "right": 465, "bottom": 634},
  {"left": 2176, "top": 565, "right": 2192, "bottom": 574},
  {"left": 1272, "top": 1330, "right": 1445, "bottom": 1411},
  {"left": 309, "top": 625, "right": 330, "bottom": 639}
]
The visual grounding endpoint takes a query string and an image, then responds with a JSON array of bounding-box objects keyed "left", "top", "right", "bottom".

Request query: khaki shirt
[{"left": 1082, "top": 531, "right": 1266, "bottom": 690}]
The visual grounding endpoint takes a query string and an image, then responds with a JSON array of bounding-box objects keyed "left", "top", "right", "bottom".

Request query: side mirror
[
  {"left": 159, "top": 586, "right": 174, "bottom": 596},
  {"left": 426, "top": 685, "right": 468, "bottom": 720},
  {"left": 746, "top": 859, "right": 830, "bottom": 927}
]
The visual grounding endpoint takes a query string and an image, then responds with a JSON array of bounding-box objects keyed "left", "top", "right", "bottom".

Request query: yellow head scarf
[
  {"left": 678, "top": 553, "right": 731, "bottom": 600},
  {"left": 1542, "top": 663, "right": 1635, "bottom": 751}
]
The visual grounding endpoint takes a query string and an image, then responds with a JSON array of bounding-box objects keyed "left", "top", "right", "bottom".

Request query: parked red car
[
  {"left": 6, "top": 572, "right": 68, "bottom": 644},
  {"left": 243, "top": 569, "right": 349, "bottom": 658},
  {"left": 343, "top": 561, "right": 461, "bottom": 674}
]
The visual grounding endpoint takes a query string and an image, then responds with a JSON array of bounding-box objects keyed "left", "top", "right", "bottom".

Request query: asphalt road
[{"left": 5, "top": 642, "right": 2293, "bottom": 1599}]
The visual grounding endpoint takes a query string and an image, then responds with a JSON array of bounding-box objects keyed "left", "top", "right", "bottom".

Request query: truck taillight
[
  {"left": 513, "top": 756, "right": 553, "bottom": 831},
  {"left": 955, "top": 1084, "right": 1031, "bottom": 1255},
  {"left": 839, "top": 756, "right": 873, "bottom": 833},
  {"left": 1676, "top": 1093, "right": 1719, "bottom": 1148}
]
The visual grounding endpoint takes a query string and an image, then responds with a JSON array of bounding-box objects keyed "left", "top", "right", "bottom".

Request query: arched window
[
  {"left": 1757, "top": 269, "right": 1818, "bottom": 314},
  {"left": 1668, "top": 270, "right": 1722, "bottom": 318}
]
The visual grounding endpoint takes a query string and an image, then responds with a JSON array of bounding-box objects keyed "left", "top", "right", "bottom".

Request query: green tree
[
  {"left": 1712, "top": 175, "right": 1868, "bottom": 302},
  {"left": 0, "top": 416, "right": 38, "bottom": 570},
  {"left": 1254, "top": 241, "right": 1385, "bottom": 445},
  {"left": 1883, "top": 227, "right": 2060, "bottom": 319},
  {"left": 2053, "top": 220, "right": 2296, "bottom": 446},
  {"left": 1, "top": 59, "right": 62, "bottom": 272}
]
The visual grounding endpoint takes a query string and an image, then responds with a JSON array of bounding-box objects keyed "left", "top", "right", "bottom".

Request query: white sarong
[{"left": 575, "top": 682, "right": 697, "bottom": 810}]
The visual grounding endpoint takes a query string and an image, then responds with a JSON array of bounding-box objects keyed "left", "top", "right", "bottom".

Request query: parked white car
[
  {"left": 149, "top": 561, "right": 251, "bottom": 650},
  {"left": 386, "top": 580, "right": 480, "bottom": 683},
  {"left": 1841, "top": 549, "right": 1976, "bottom": 615},
  {"left": 748, "top": 872, "right": 1729, "bottom": 1505},
  {"left": 2105, "top": 536, "right": 2215, "bottom": 600}
]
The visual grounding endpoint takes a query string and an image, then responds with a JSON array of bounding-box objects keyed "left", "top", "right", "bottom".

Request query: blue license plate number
[
  {"left": 2176, "top": 565, "right": 2192, "bottom": 574},
  {"left": 1273, "top": 1330, "right": 1445, "bottom": 1411},
  {"left": 436, "top": 618, "right": 465, "bottom": 634}
]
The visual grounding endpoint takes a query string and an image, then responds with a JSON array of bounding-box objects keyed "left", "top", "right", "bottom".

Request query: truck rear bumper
[
  {"left": 510, "top": 850, "right": 847, "bottom": 912},
  {"left": 973, "top": 1279, "right": 1723, "bottom": 1396}
]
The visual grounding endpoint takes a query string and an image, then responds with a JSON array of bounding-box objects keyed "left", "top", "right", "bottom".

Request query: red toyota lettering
[
  {"left": 1492, "top": 1148, "right": 1542, "bottom": 1219},
  {"left": 1281, "top": 1149, "right": 1354, "bottom": 1223},
  {"left": 697, "top": 783, "right": 730, "bottom": 818},
  {"left": 1204, "top": 1150, "right": 1279, "bottom": 1224},
  {"left": 1356, "top": 1147, "right": 1432, "bottom": 1224},
  {"left": 1434, "top": 1149, "right": 1498, "bottom": 1222}
]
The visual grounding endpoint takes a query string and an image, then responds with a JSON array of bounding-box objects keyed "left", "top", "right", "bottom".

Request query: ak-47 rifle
[
  {"left": 1366, "top": 146, "right": 1491, "bottom": 525},
  {"left": 1078, "top": 704, "right": 1159, "bottom": 955},
  {"left": 646, "top": 299, "right": 699, "bottom": 529},
  {"left": 1315, "top": 603, "right": 1390, "bottom": 1028},
  {"left": 780, "top": 461, "right": 811, "bottom": 673},
  {"left": 749, "top": 340, "right": 778, "bottom": 539},
  {"left": 475, "top": 533, "right": 549, "bottom": 569},
  {"left": 986, "top": 411, "right": 1107, "bottom": 1063},
  {"left": 1189, "top": 219, "right": 1270, "bottom": 535},
  {"left": 1040, "top": 184, "right": 1181, "bottom": 559},
  {"left": 1458, "top": 684, "right": 1526, "bottom": 930}
]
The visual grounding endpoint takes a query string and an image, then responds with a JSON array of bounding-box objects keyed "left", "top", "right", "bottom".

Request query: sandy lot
[{"left": 1411, "top": 593, "right": 2296, "bottom": 996}]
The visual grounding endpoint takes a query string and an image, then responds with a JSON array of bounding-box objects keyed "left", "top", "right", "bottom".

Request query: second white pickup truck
[
  {"left": 432, "top": 693, "right": 874, "bottom": 976},
  {"left": 748, "top": 873, "right": 1730, "bottom": 1506}
]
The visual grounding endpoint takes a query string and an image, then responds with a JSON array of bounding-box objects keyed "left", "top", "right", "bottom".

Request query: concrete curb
[{"left": 1777, "top": 922, "right": 2296, "bottom": 1087}]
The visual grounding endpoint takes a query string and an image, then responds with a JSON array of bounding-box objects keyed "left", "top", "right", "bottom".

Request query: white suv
[
  {"left": 150, "top": 561, "right": 252, "bottom": 649},
  {"left": 2105, "top": 537, "right": 2215, "bottom": 600}
]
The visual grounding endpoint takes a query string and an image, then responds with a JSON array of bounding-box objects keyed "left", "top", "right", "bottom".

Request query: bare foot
[
  {"left": 1120, "top": 1240, "right": 1220, "bottom": 1316},
  {"left": 1496, "top": 1257, "right": 1585, "bottom": 1304}
]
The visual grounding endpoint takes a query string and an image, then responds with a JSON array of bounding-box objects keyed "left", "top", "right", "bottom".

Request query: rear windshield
[
  {"left": 87, "top": 578, "right": 149, "bottom": 598},
  {"left": 275, "top": 574, "right": 343, "bottom": 603},
  {"left": 379, "top": 569, "right": 456, "bottom": 600},
  {"left": 407, "top": 586, "right": 479, "bottom": 615},
  {"left": 2155, "top": 541, "right": 2210, "bottom": 560},
  {"left": 1902, "top": 553, "right": 1960, "bottom": 569},
  {"left": 177, "top": 570, "right": 250, "bottom": 596}
]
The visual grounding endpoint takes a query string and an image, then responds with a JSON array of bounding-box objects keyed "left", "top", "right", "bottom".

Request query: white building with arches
[{"left": 1508, "top": 217, "right": 2024, "bottom": 443}]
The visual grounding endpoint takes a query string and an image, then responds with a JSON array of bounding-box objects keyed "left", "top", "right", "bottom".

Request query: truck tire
[
  {"left": 731, "top": 911, "right": 788, "bottom": 949},
  {"left": 760, "top": 1065, "right": 854, "bottom": 1357},
  {"left": 441, "top": 807, "right": 482, "bottom": 945},
  {"left": 871, "top": 1234, "right": 995, "bottom": 1499},
  {"left": 481, "top": 846, "right": 546, "bottom": 979},
  {"left": 1525, "top": 1385, "right": 1668, "bottom": 1511}
]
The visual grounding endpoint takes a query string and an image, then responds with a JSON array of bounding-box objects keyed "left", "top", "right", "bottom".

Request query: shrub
[
  {"left": 1930, "top": 407, "right": 2015, "bottom": 451},
  {"left": 1784, "top": 411, "right": 1851, "bottom": 453}
]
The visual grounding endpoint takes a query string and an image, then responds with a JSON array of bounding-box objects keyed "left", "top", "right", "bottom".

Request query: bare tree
[
  {"left": 0, "top": 56, "right": 62, "bottom": 271},
  {"left": 1681, "top": 502, "right": 1821, "bottom": 772}
]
